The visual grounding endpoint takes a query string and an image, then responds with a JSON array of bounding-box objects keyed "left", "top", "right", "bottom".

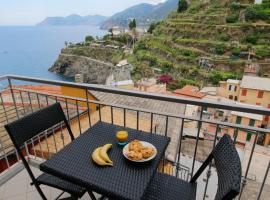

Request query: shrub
[
  {"left": 231, "top": 47, "right": 241, "bottom": 56},
  {"left": 178, "top": 0, "right": 188, "bottom": 13},
  {"left": 85, "top": 35, "right": 95, "bottom": 43},
  {"left": 219, "top": 33, "right": 230, "bottom": 42},
  {"left": 158, "top": 75, "right": 173, "bottom": 84},
  {"left": 148, "top": 22, "right": 160, "bottom": 34},
  {"left": 244, "top": 35, "right": 258, "bottom": 44},
  {"left": 133, "top": 41, "right": 147, "bottom": 53},
  {"left": 245, "top": 2, "right": 270, "bottom": 22},
  {"left": 256, "top": 47, "right": 270, "bottom": 58},
  {"left": 215, "top": 44, "right": 226, "bottom": 55},
  {"left": 226, "top": 14, "right": 239, "bottom": 23}
]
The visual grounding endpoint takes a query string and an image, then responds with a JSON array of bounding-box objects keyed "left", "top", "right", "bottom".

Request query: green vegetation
[
  {"left": 85, "top": 35, "right": 95, "bottom": 43},
  {"left": 226, "top": 14, "right": 239, "bottom": 23},
  {"left": 60, "top": 0, "right": 270, "bottom": 89},
  {"left": 129, "top": 19, "right": 137, "bottom": 30},
  {"left": 177, "top": 0, "right": 188, "bottom": 13},
  {"left": 245, "top": 0, "right": 270, "bottom": 22}
]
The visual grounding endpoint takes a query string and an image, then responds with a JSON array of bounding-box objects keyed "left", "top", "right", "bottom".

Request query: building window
[
  {"left": 229, "top": 85, "right": 232, "bottom": 91},
  {"left": 249, "top": 119, "right": 255, "bottom": 127},
  {"left": 234, "top": 96, "right": 238, "bottom": 101},
  {"left": 242, "top": 89, "right": 247, "bottom": 96},
  {"left": 234, "top": 86, "right": 237, "bottom": 91},
  {"left": 236, "top": 116, "right": 242, "bottom": 124},
  {"left": 258, "top": 91, "right": 264, "bottom": 98},
  {"left": 229, "top": 95, "right": 233, "bottom": 100},
  {"left": 256, "top": 103, "right": 261, "bottom": 106}
]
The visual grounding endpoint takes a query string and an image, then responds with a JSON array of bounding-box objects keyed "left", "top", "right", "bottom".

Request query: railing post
[
  {"left": 0, "top": 92, "right": 9, "bottom": 123},
  {"left": 239, "top": 131, "right": 259, "bottom": 199},
  {"left": 203, "top": 124, "right": 219, "bottom": 200},
  {"left": 85, "top": 89, "right": 92, "bottom": 128},
  {"left": 7, "top": 78, "right": 19, "bottom": 118},
  {"left": 191, "top": 106, "right": 204, "bottom": 178},
  {"left": 257, "top": 160, "right": 270, "bottom": 200},
  {"left": 176, "top": 118, "right": 185, "bottom": 178}
]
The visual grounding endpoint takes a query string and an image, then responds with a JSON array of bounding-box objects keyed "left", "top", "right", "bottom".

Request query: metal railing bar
[
  {"left": 191, "top": 107, "right": 204, "bottom": 178},
  {"left": 0, "top": 75, "right": 7, "bottom": 81},
  {"left": 36, "top": 93, "right": 41, "bottom": 109},
  {"left": 12, "top": 88, "right": 270, "bottom": 133},
  {"left": 31, "top": 139, "right": 37, "bottom": 159},
  {"left": 257, "top": 160, "right": 270, "bottom": 200},
  {"left": 239, "top": 131, "right": 259, "bottom": 199},
  {"left": 203, "top": 124, "right": 220, "bottom": 200},
  {"left": 111, "top": 106, "right": 114, "bottom": 124},
  {"left": 18, "top": 90, "right": 26, "bottom": 114},
  {"left": 52, "top": 126, "right": 58, "bottom": 153},
  {"left": 44, "top": 131, "right": 50, "bottom": 158},
  {"left": 6, "top": 74, "right": 270, "bottom": 116},
  {"left": 165, "top": 116, "right": 169, "bottom": 137},
  {"left": 85, "top": 89, "right": 92, "bottom": 128},
  {"left": 176, "top": 118, "right": 185, "bottom": 178},
  {"left": 150, "top": 113, "right": 153, "bottom": 134},
  {"left": 0, "top": 93, "right": 9, "bottom": 123},
  {"left": 124, "top": 108, "right": 126, "bottom": 127},
  {"left": 37, "top": 135, "right": 44, "bottom": 159},
  {"left": 7, "top": 78, "right": 19, "bottom": 118},
  {"left": 98, "top": 104, "right": 102, "bottom": 122},
  {"left": 0, "top": 143, "right": 10, "bottom": 168},
  {"left": 75, "top": 100, "right": 82, "bottom": 135},
  {"left": 137, "top": 111, "right": 139, "bottom": 130},
  {"left": 27, "top": 92, "right": 33, "bottom": 112},
  {"left": 65, "top": 98, "right": 71, "bottom": 125}
]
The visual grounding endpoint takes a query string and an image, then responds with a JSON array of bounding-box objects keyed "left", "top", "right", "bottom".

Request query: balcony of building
[{"left": 0, "top": 75, "right": 269, "bottom": 200}]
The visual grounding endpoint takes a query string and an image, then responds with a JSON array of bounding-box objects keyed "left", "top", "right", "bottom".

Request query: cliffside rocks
[{"left": 49, "top": 54, "right": 133, "bottom": 84}]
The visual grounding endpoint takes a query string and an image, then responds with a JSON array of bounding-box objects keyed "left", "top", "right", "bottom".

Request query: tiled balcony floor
[{"left": 0, "top": 166, "right": 96, "bottom": 200}]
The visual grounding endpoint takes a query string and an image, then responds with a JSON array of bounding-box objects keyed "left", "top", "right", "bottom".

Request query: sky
[{"left": 0, "top": 0, "right": 165, "bottom": 26}]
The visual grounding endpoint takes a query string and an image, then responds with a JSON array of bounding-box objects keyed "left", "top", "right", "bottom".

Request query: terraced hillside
[{"left": 129, "top": 0, "right": 270, "bottom": 88}]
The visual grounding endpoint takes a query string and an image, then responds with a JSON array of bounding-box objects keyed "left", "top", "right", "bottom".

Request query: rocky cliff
[{"left": 49, "top": 54, "right": 114, "bottom": 84}]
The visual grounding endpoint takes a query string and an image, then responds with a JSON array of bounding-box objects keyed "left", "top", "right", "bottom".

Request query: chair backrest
[
  {"left": 5, "top": 102, "right": 74, "bottom": 148},
  {"left": 212, "top": 134, "right": 242, "bottom": 200},
  {"left": 190, "top": 134, "right": 241, "bottom": 200}
]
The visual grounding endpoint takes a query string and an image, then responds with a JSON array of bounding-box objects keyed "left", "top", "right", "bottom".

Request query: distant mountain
[
  {"left": 37, "top": 14, "right": 109, "bottom": 26},
  {"left": 100, "top": 0, "right": 178, "bottom": 29}
]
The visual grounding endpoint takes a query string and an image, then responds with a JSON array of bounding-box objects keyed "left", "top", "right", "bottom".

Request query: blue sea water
[{"left": 0, "top": 25, "right": 107, "bottom": 86}]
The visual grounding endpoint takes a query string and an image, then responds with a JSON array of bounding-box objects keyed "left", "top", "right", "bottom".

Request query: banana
[
  {"left": 92, "top": 147, "right": 113, "bottom": 166},
  {"left": 99, "top": 143, "right": 113, "bottom": 164}
]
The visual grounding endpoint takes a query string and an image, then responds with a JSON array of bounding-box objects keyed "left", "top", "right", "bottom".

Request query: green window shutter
[
  {"left": 249, "top": 119, "right": 255, "bottom": 127},
  {"left": 236, "top": 116, "right": 242, "bottom": 124}
]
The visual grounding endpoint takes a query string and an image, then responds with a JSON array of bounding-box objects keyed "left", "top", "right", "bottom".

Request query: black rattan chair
[
  {"left": 5, "top": 103, "right": 95, "bottom": 200},
  {"left": 143, "top": 134, "right": 242, "bottom": 200}
]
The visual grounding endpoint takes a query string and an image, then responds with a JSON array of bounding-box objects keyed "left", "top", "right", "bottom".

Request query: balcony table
[{"left": 40, "top": 122, "right": 170, "bottom": 200}]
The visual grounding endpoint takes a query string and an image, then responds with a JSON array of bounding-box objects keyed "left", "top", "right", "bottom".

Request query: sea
[{"left": 0, "top": 25, "right": 107, "bottom": 87}]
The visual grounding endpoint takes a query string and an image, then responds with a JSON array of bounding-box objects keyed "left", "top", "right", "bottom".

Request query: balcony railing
[{"left": 0, "top": 74, "right": 269, "bottom": 199}]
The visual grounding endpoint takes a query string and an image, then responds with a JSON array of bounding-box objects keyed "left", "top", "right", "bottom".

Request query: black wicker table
[{"left": 40, "top": 122, "right": 170, "bottom": 200}]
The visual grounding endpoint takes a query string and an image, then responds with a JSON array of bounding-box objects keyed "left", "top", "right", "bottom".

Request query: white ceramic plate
[{"left": 123, "top": 141, "right": 157, "bottom": 162}]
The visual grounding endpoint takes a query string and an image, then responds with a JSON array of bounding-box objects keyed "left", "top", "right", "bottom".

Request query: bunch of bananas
[{"left": 92, "top": 143, "right": 113, "bottom": 166}]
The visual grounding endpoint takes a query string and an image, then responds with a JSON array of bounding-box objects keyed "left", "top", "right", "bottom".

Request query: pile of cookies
[{"left": 127, "top": 140, "right": 156, "bottom": 161}]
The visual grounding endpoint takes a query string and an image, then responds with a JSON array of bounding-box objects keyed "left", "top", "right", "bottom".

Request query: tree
[
  {"left": 148, "top": 22, "right": 157, "bottom": 34},
  {"left": 85, "top": 35, "right": 94, "bottom": 43},
  {"left": 108, "top": 28, "right": 113, "bottom": 37},
  {"left": 177, "top": 0, "right": 188, "bottom": 13},
  {"left": 129, "top": 19, "right": 137, "bottom": 30},
  {"left": 129, "top": 19, "right": 137, "bottom": 47}
]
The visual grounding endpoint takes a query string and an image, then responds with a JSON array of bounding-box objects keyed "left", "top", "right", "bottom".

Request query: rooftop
[
  {"left": 241, "top": 75, "right": 270, "bottom": 91},
  {"left": 173, "top": 85, "right": 206, "bottom": 99}
]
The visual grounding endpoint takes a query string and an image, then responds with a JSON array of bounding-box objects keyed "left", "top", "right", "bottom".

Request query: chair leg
[
  {"left": 88, "top": 190, "right": 97, "bottom": 200},
  {"left": 34, "top": 184, "right": 47, "bottom": 200}
]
